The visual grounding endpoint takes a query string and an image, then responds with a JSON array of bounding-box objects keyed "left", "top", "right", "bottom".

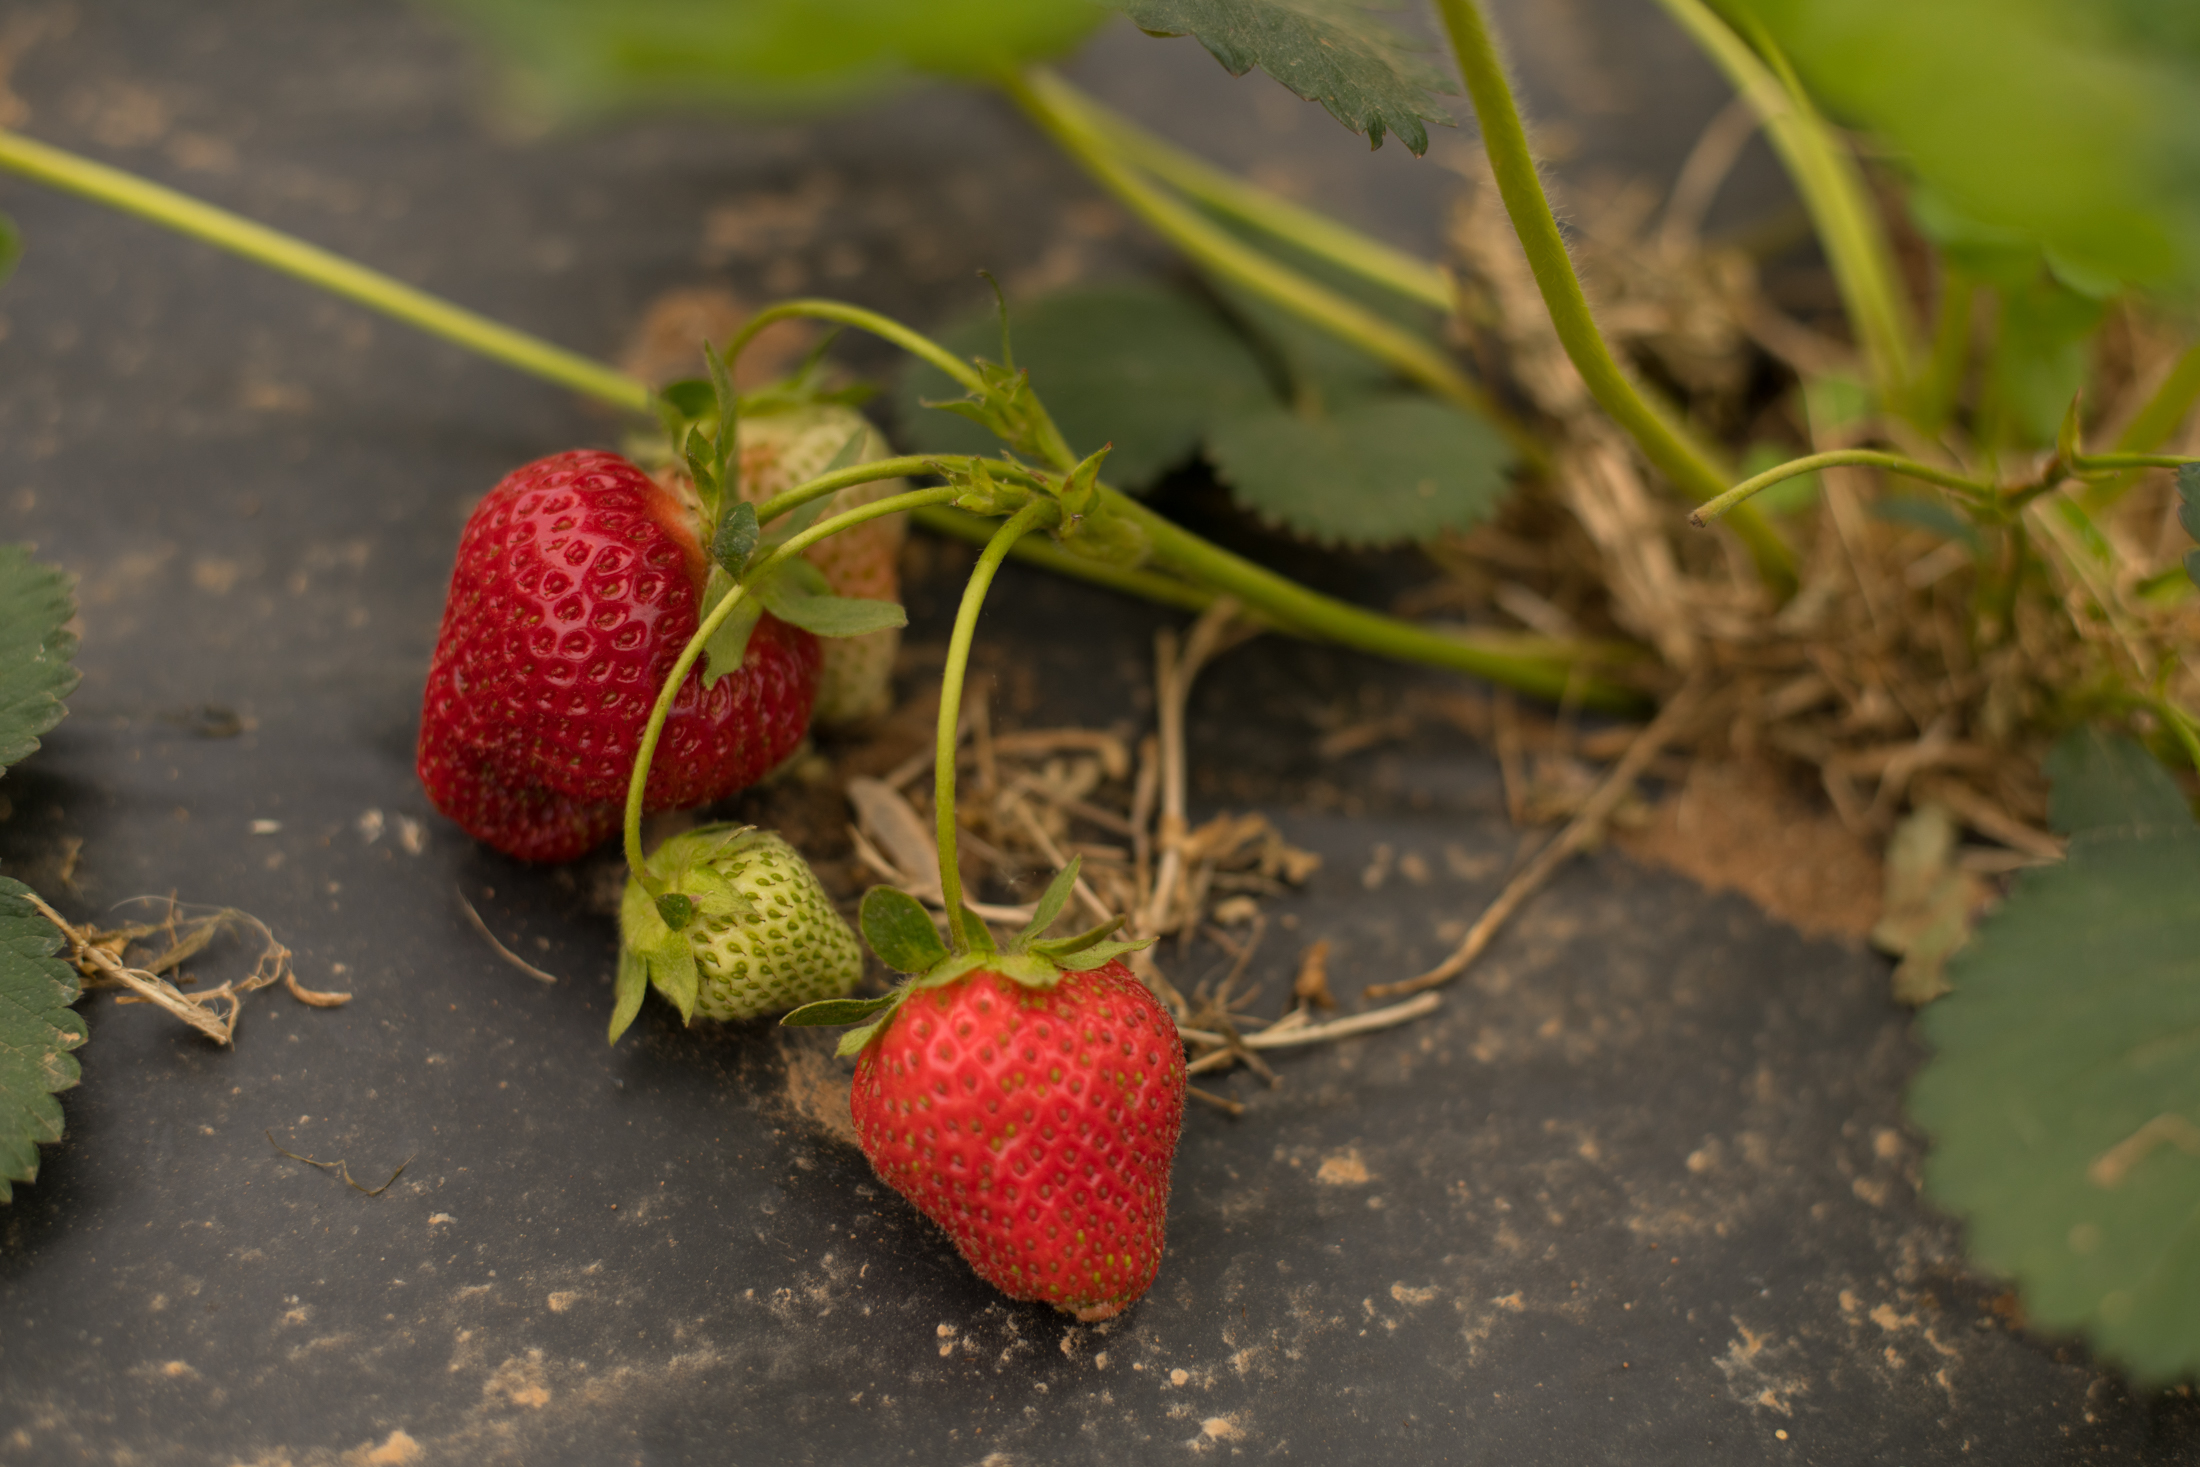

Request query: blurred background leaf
[
  {"left": 1724, "top": 0, "right": 2200, "bottom": 295},
  {"left": 424, "top": 0, "right": 1108, "bottom": 115}
]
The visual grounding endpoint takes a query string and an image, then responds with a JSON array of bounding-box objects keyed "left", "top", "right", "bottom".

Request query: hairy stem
[
  {"left": 1005, "top": 67, "right": 1547, "bottom": 471},
  {"left": 621, "top": 483, "right": 964, "bottom": 885},
  {"left": 0, "top": 127, "right": 652, "bottom": 414},
  {"left": 1050, "top": 76, "right": 1454, "bottom": 312},
  {"left": 935, "top": 501, "right": 1058, "bottom": 950},
  {"left": 1691, "top": 449, "right": 1996, "bottom": 526},
  {"left": 1432, "top": 0, "right": 1796, "bottom": 592},
  {"left": 1650, "top": 0, "right": 1920, "bottom": 405}
]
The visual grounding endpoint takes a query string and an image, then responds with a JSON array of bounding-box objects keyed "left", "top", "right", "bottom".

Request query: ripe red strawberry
[
  {"left": 848, "top": 957, "right": 1186, "bottom": 1320},
  {"left": 418, "top": 449, "right": 819, "bottom": 861}
]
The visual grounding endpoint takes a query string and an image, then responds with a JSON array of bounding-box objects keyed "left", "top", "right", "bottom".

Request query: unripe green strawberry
[
  {"left": 735, "top": 405, "right": 908, "bottom": 726},
  {"left": 612, "top": 825, "right": 862, "bottom": 1038}
]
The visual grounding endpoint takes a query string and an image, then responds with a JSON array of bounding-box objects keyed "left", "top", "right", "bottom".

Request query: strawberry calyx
[
  {"left": 613, "top": 821, "right": 864, "bottom": 1042},
  {"left": 782, "top": 855, "right": 1152, "bottom": 1058},
  {"left": 645, "top": 347, "right": 909, "bottom": 688}
]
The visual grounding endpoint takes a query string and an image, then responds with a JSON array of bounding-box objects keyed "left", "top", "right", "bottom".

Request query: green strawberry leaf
[
  {"left": 1028, "top": 913, "right": 1128, "bottom": 959},
  {"left": 0, "top": 545, "right": 81, "bottom": 777},
  {"left": 2046, "top": 724, "right": 2193, "bottom": 838},
  {"left": 894, "top": 282, "right": 1277, "bottom": 492},
  {"left": 860, "top": 886, "right": 950, "bottom": 973},
  {"left": 0, "top": 878, "right": 86, "bottom": 1202},
  {"left": 655, "top": 892, "right": 696, "bottom": 931},
  {"left": 1205, "top": 394, "right": 1515, "bottom": 545},
  {"left": 755, "top": 561, "right": 908, "bottom": 640},
  {"left": 648, "top": 931, "right": 702, "bottom": 1024},
  {"left": 1052, "top": 936, "right": 1156, "bottom": 971},
  {"left": 1111, "top": 0, "right": 1456, "bottom": 154},
  {"left": 608, "top": 942, "right": 649, "bottom": 1044},
  {"left": 712, "top": 499, "right": 761, "bottom": 578},
  {"left": 1909, "top": 727, "right": 2200, "bottom": 1384},
  {"left": 781, "top": 992, "right": 900, "bottom": 1027},
  {"left": 1012, "top": 856, "right": 1084, "bottom": 949},
  {"left": 429, "top": 0, "right": 1107, "bottom": 115},
  {"left": 0, "top": 211, "right": 20, "bottom": 291}
]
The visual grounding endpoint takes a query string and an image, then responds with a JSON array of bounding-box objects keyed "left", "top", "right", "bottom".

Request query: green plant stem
[
  {"left": 751, "top": 454, "right": 958, "bottom": 524},
  {"left": 935, "top": 501, "right": 1058, "bottom": 951},
  {"left": 1650, "top": 0, "right": 1920, "bottom": 406},
  {"left": 1105, "top": 489, "right": 1646, "bottom": 713},
  {"left": 2075, "top": 453, "right": 2199, "bottom": 472},
  {"left": 1051, "top": 77, "right": 1455, "bottom": 313},
  {"left": 1004, "top": 67, "right": 1547, "bottom": 472},
  {"left": 0, "top": 126, "right": 652, "bottom": 415},
  {"left": 913, "top": 505, "right": 1219, "bottom": 613},
  {"left": 1691, "top": 449, "right": 1995, "bottom": 525},
  {"left": 1431, "top": 0, "right": 1796, "bottom": 593},
  {"left": 621, "top": 483, "right": 964, "bottom": 885}
]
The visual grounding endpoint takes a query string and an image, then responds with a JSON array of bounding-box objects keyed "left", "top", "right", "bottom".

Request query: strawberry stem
[
  {"left": 1002, "top": 68, "right": 1547, "bottom": 474},
  {"left": 934, "top": 500, "right": 1059, "bottom": 952},
  {"left": 1431, "top": 0, "right": 1798, "bottom": 595},
  {"left": 0, "top": 126, "right": 653, "bottom": 415},
  {"left": 621, "top": 480, "right": 966, "bottom": 889}
]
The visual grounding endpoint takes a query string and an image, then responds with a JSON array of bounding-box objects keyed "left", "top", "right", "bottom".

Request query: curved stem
[
  {"left": 0, "top": 126, "right": 653, "bottom": 414},
  {"left": 750, "top": 454, "right": 956, "bottom": 525},
  {"left": 1431, "top": 0, "right": 1796, "bottom": 593},
  {"left": 1107, "top": 489, "right": 1647, "bottom": 714},
  {"left": 935, "top": 501, "right": 1058, "bottom": 950},
  {"left": 1051, "top": 76, "right": 1455, "bottom": 313},
  {"left": 621, "top": 482, "right": 965, "bottom": 884},
  {"left": 1690, "top": 449, "right": 1995, "bottom": 526},
  {"left": 1005, "top": 67, "right": 1548, "bottom": 473},
  {"left": 726, "top": 299, "right": 986, "bottom": 399},
  {"left": 1649, "top": 0, "right": 1920, "bottom": 405}
]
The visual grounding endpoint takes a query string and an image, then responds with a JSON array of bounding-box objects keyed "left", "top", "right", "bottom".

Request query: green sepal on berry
[
  {"left": 781, "top": 858, "right": 1153, "bottom": 1058},
  {"left": 612, "top": 824, "right": 863, "bottom": 1042}
]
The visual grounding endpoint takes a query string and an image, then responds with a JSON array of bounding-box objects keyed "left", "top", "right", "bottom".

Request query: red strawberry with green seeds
[
  {"left": 417, "top": 448, "right": 820, "bottom": 862},
  {"left": 788, "top": 869, "right": 1184, "bottom": 1321}
]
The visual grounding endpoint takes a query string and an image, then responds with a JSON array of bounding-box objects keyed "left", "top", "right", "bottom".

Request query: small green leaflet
[
  {"left": 755, "top": 561, "right": 907, "bottom": 639},
  {"left": 712, "top": 501, "right": 761, "bottom": 577},
  {"left": 2177, "top": 464, "right": 2199, "bottom": 590},
  {"left": 1052, "top": 936, "right": 1154, "bottom": 970},
  {"left": 1206, "top": 395, "right": 1514, "bottom": 545},
  {"left": 608, "top": 944, "right": 649, "bottom": 1044},
  {"left": 895, "top": 282, "right": 1274, "bottom": 492},
  {"left": 1909, "top": 728, "right": 2200, "bottom": 1383},
  {"left": 699, "top": 583, "right": 765, "bottom": 689},
  {"left": 0, "top": 877, "right": 87, "bottom": 1203},
  {"left": 1028, "top": 914, "right": 1126, "bottom": 960},
  {"left": 0, "top": 545, "right": 80, "bottom": 776},
  {"left": 860, "top": 886, "right": 949, "bottom": 974},
  {"left": 0, "top": 210, "right": 19, "bottom": 290},
  {"left": 1013, "top": 857, "right": 1084, "bottom": 947},
  {"left": 782, "top": 993, "right": 898, "bottom": 1027},
  {"left": 430, "top": 0, "right": 1107, "bottom": 115},
  {"left": 1112, "top": 0, "right": 1456, "bottom": 154}
]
